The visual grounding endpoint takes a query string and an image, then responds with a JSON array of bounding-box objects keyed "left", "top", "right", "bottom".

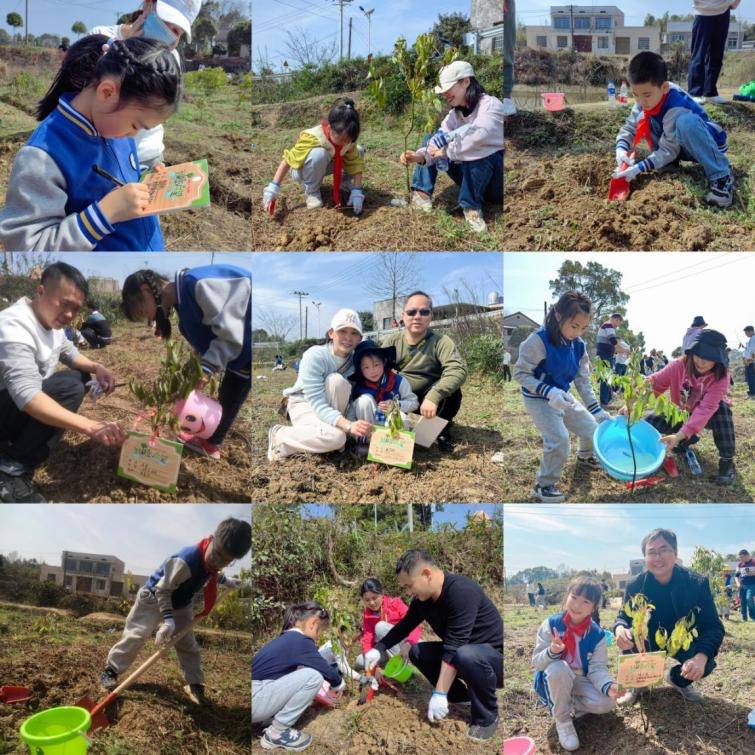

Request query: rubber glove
[
  {"left": 428, "top": 690, "right": 449, "bottom": 723},
  {"left": 613, "top": 163, "right": 643, "bottom": 182},
  {"left": 263, "top": 181, "right": 280, "bottom": 214},
  {"left": 595, "top": 409, "right": 612, "bottom": 424},
  {"left": 615, "top": 147, "right": 635, "bottom": 167},
  {"left": 364, "top": 648, "right": 381, "bottom": 670},
  {"left": 547, "top": 389, "right": 575, "bottom": 411},
  {"left": 348, "top": 187, "right": 364, "bottom": 215},
  {"left": 155, "top": 618, "right": 176, "bottom": 647}
]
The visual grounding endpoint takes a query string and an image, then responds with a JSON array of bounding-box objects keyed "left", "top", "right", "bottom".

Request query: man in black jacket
[
  {"left": 614, "top": 528, "right": 724, "bottom": 704},
  {"left": 367, "top": 549, "right": 503, "bottom": 742}
]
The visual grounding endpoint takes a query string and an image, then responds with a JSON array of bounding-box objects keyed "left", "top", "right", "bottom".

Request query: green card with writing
[
  {"left": 367, "top": 425, "right": 415, "bottom": 470},
  {"left": 117, "top": 431, "right": 183, "bottom": 493}
]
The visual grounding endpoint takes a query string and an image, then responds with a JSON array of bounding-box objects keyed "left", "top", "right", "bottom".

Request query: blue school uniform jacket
[
  {"left": 10, "top": 93, "right": 164, "bottom": 251},
  {"left": 175, "top": 265, "right": 252, "bottom": 377}
]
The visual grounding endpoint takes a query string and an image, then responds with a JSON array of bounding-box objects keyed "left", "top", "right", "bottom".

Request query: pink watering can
[
  {"left": 541, "top": 92, "right": 565, "bottom": 112},
  {"left": 504, "top": 737, "right": 536, "bottom": 755},
  {"left": 173, "top": 390, "right": 222, "bottom": 439}
]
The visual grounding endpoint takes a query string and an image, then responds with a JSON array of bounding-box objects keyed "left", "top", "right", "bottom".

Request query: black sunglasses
[{"left": 405, "top": 308, "right": 431, "bottom": 317}]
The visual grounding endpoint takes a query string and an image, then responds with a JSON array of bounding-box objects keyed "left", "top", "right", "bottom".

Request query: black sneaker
[
  {"left": 260, "top": 726, "right": 313, "bottom": 751},
  {"left": 0, "top": 471, "right": 46, "bottom": 503},
  {"left": 705, "top": 175, "right": 734, "bottom": 208},
  {"left": 100, "top": 666, "right": 118, "bottom": 691},
  {"left": 468, "top": 716, "right": 499, "bottom": 741},
  {"left": 437, "top": 432, "right": 456, "bottom": 452},
  {"left": 712, "top": 458, "right": 735, "bottom": 486},
  {"left": 184, "top": 683, "right": 209, "bottom": 705},
  {"left": 576, "top": 455, "right": 602, "bottom": 471},
  {"left": 533, "top": 483, "right": 565, "bottom": 502}
]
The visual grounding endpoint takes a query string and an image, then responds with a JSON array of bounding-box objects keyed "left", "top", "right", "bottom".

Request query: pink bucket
[
  {"left": 173, "top": 390, "right": 222, "bottom": 439},
  {"left": 504, "top": 737, "right": 536, "bottom": 755},
  {"left": 541, "top": 92, "right": 565, "bottom": 112}
]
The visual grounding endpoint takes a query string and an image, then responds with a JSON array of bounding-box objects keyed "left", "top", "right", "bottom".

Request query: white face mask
[{"left": 142, "top": 12, "right": 178, "bottom": 46}]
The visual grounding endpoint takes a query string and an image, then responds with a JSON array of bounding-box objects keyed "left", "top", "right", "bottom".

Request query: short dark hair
[
  {"left": 739, "top": 549, "right": 750, "bottom": 556},
  {"left": 41, "top": 262, "right": 88, "bottom": 297},
  {"left": 404, "top": 291, "right": 432, "bottom": 308},
  {"left": 214, "top": 518, "right": 251, "bottom": 559},
  {"left": 281, "top": 601, "right": 329, "bottom": 631},
  {"left": 360, "top": 578, "right": 384, "bottom": 596},
  {"left": 628, "top": 51, "right": 668, "bottom": 87},
  {"left": 395, "top": 549, "right": 435, "bottom": 575},
  {"left": 641, "top": 528, "right": 677, "bottom": 555},
  {"left": 745, "top": 326, "right": 754, "bottom": 333},
  {"left": 544, "top": 290, "right": 591, "bottom": 345},
  {"left": 564, "top": 576, "right": 602, "bottom": 622},
  {"left": 611, "top": 313, "right": 623, "bottom": 321}
]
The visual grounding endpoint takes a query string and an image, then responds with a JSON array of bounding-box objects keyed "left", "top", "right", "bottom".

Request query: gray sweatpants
[
  {"left": 354, "top": 621, "right": 401, "bottom": 669},
  {"left": 523, "top": 396, "right": 598, "bottom": 487},
  {"left": 106, "top": 588, "right": 204, "bottom": 685},
  {"left": 543, "top": 660, "right": 616, "bottom": 722},
  {"left": 290, "top": 147, "right": 361, "bottom": 196},
  {"left": 252, "top": 667, "right": 323, "bottom": 728}
]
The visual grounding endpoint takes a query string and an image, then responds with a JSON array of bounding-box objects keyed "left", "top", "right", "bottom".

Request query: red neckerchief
[
  {"left": 198, "top": 536, "right": 219, "bottom": 618},
  {"left": 380, "top": 595, "right": 388, "bottom": 622},
  {"left": 634, "top": 91, "right": 669, "bottom": 150},
  {"left": 322, "top": 120, "right": 344, "bottom": 207},
  {"left": 363, "top": 370, "right": 397, "bottom": 404},
  {"left": 562, "top": 613, "right": 591, "bottom": 663}
]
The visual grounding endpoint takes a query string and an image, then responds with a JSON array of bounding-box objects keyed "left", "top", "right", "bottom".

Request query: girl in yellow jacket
[{"left": 262, "top": 98, "right": 365, "bottom": 215}]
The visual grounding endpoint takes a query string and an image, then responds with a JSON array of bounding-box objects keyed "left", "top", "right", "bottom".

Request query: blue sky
[
  {"left": 298, "top": 503, "right": 501, "bottom": 529},
  {"left": 0, "top": 504, "right": 251, "bottom": 576},
  {"left": 504, "top": 252, "right": 755, "bottom": 355},
  {"left": 519, "top": 0, "right": 755, "bottom": 26},
  {"left": 252, "top": 252, "right": 503, "bottom": 339},
  {"left": 253, "top": 0, "right": 476, "bottom": 71},
  {"left": 4, "top": 252, "right": 252, "bottom": 286},
  {"left": 1, "top": 2, "right": 139, "bottom": 39},
  {"left": 503, "top": 503, "right": 753, "bottom": 575}
]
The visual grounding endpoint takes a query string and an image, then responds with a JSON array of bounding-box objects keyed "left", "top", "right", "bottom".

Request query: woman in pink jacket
[
  {"left": 355, "top": 578, "right": 422, "bottom": 670},
  {"left": 631, "top": 329, "right": 734, "bottom": 486}
]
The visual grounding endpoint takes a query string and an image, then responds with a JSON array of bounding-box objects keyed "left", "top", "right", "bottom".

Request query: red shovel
[
  {"left": 0, "top": 686, "right": 32, "bottom": 704},
  {"left": 608, "top": 153, "right": 635, "bottom": 201},
  {"left": 76, "top": 588, "right": 233, "bottom": 731}
]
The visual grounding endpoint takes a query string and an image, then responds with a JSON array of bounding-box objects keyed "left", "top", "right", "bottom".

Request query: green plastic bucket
[
  {"left": 20, "top": 706, "right": 91, "bottom": 755},
  {"left": 383, "top": 655, "right": 415, "bottom": 683}
]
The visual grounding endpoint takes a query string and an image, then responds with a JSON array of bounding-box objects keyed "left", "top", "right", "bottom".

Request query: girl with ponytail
[
  {"left": 262, "top": 97, "right": 366, "bottom": 216},
  {"left": 0, "top": 34, "right": 181, "bottom": 252},
  {"left": 121, "top": 264, "right": 251, "bottom": 460}
]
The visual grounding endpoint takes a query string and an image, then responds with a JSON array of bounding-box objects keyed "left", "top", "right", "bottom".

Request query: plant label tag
[
  {"left": 367, "top": 426, "right": 415, "bottom": 469},
  {"left": 117, "top": 431, "right": 183, "bottom": 492},
  {"left": 140, "top": 159, "right": 210, "bottom": 215},
  {"left": 616, "top": 651, "right": 666, "bottom": 688}
]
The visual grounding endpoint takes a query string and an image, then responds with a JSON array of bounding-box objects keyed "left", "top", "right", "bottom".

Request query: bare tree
[
  {"left": 365, "top": 253, "right": 421, "bottom": 324},
  {"left": 281, "top": 27, "right": 337, "bottom": 69},
  {"left": 256, "top": 309, "right": 297, "bottom": 341}
]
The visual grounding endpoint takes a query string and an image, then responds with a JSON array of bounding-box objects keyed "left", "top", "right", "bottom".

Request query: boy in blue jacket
[
  {"left": 100, "top": 517, "right": 250, "bottom": 704},
  {"left": 252, "top": 601, "right": 345, "bottom": 751},
  {"left": 614, "top": 51, "right": 733, "bottom": 208}
]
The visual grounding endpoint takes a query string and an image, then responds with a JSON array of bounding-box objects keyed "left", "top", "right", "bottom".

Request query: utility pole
[
  {"left": 347, "top": 17, "right": 352, "bottom": 59},
  {"left": 569, "top": 4, "right": 574, "bottom": 50},
  {"left": 333, "top": 0, "right": 354, "bottom": 61},
  {"left": 25, "top": 0, "right": 29, "bottom": 45},
  {"left": 304, "top": 306, "right": 309, "bottom": 340},
  {"left": 359, "top": 6, "right": 374, "bottom": 56},
  {"left": 292, "top": 290, "right": 309, "bottom": 341},
  {"left": 311, "top": 301, "right": 322, "bottom": 337}
]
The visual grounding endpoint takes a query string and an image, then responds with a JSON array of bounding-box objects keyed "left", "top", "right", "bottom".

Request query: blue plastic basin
[{"left": 593, "top": 416, "right": 665, "bottom": 481}]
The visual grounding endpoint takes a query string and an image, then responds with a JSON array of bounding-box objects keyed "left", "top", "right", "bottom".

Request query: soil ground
[
  {"left": 250, "top": 369, "right": 504, "bottom": 504},
  {"left": 251, "top": 92, "right": 503, "bottom": 251},
  {"left": 503, "top": 604, "right": 755, "bottom": 754},
  {"left": 500, "top": 378, "right": 755, "bottom": 503},
  {"left": 0, "top": 53, "right": 251, "bottom": 251},
  {"left": 503, "top": 97, "right": 755, "bottom": 251},
  {"left": 0, "top": 604, "right": 251, "bottom": 755},
  {"left": 18, "top": 323, "right": 251, "bottom": 503}
]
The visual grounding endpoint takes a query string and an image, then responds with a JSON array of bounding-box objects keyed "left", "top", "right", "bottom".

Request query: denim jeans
[
  {"left": 745, "top": 363, "right": 755, "bottom": 397},
  {"left": 740, "top": 585, "right": 755, "bottom": 621},
  {"left": 688, "top": 10, "right": 730, "bottom": 97},
  {"left": 676, "top": 111, "right": 730, "bottom": 182},
  {"left": 412, "top": 134, "right": 504, "bottom": 210},
  {"left": 597, "top": 356, "right": 615, "bottom": 406}
]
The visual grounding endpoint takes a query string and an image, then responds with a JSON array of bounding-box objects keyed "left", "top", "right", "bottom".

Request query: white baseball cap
[
  {"left": 155, "top": 0, "right": 201, "bottom": 42},
  {"left": 329, "top": 308, "right": 363, "bottom": 335},
  {"left": 434, "top": 60, "right": 475, "bottom": 94}
]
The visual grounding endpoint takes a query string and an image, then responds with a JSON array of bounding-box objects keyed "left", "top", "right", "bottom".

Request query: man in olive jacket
[
  {"left": 613, "top": 528, "right": 724, "bottom": 705},
  {"left": 381, "top": 291, "right": 467, "bottom": 448}
]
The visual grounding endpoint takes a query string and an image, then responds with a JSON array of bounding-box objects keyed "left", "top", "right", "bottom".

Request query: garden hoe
[
  {"left": 608, "top": 152, "right": 635, "bottom": 201},
  {"left": 0, "top": 686, "right": 32, "bottom": 704},
  {"left": 75, "top": 587, "right": 233, "bottom": 731}
]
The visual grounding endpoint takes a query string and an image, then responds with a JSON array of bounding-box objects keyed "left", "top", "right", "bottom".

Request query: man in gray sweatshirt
[{"left": 0, "top": 262, "right": 126, "bottom": 502}]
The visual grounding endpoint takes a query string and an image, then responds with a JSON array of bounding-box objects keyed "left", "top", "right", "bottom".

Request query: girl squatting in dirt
[
  {"left": 533, "top": 577, "right": 618, "bottom": 752},
  {"left": 262, "top": 99, "right": 365, "bottom": 215},
  {"left": 515, "top": 291, "right": 611, "bottom": 502},
  {"left": 121, "top": 264, "right": 251, "bottom": 460},
  {"left": 0, "top": 36, "right": 182, "bottom": 251}
]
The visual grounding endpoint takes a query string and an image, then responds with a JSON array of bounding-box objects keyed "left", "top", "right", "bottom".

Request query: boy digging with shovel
[{"left": 100, "top": 517, "right": 250, "bottom": 704}]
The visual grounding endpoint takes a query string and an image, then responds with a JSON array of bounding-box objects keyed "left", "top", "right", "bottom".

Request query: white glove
[
  {"left": 262, "top": 181, "right": 280, "bottom": 213},
  {"left": 428, "top": 691, "right": 449, "bottom": 723},
  {"left": 364, "top": 648, "right": 381, "bottom": 670},
  {"left": 155, "top": 618, "right": 175, "bottom": 647},
  {"left": 348, "top": 187, "right": 364, "bottom": 215},
  {"left": 615, "top": 147, "right": 635, "bottom": 167},
  {"left": 333, "top": 679, "right": 346, "bottom": 692},
  {"left": 613, "top": 163, "right": 643, "bottom": 182},
  {"left": 596, "top": 409, "right": 612, "bottom": 424},
  {"left": 547, "top": 389, "right": 574, "bottom": 411}
]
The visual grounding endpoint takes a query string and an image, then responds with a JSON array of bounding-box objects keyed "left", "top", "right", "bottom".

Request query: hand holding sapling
[{"left": 615, "top": 625, "right": 635, "bottom": 651}]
